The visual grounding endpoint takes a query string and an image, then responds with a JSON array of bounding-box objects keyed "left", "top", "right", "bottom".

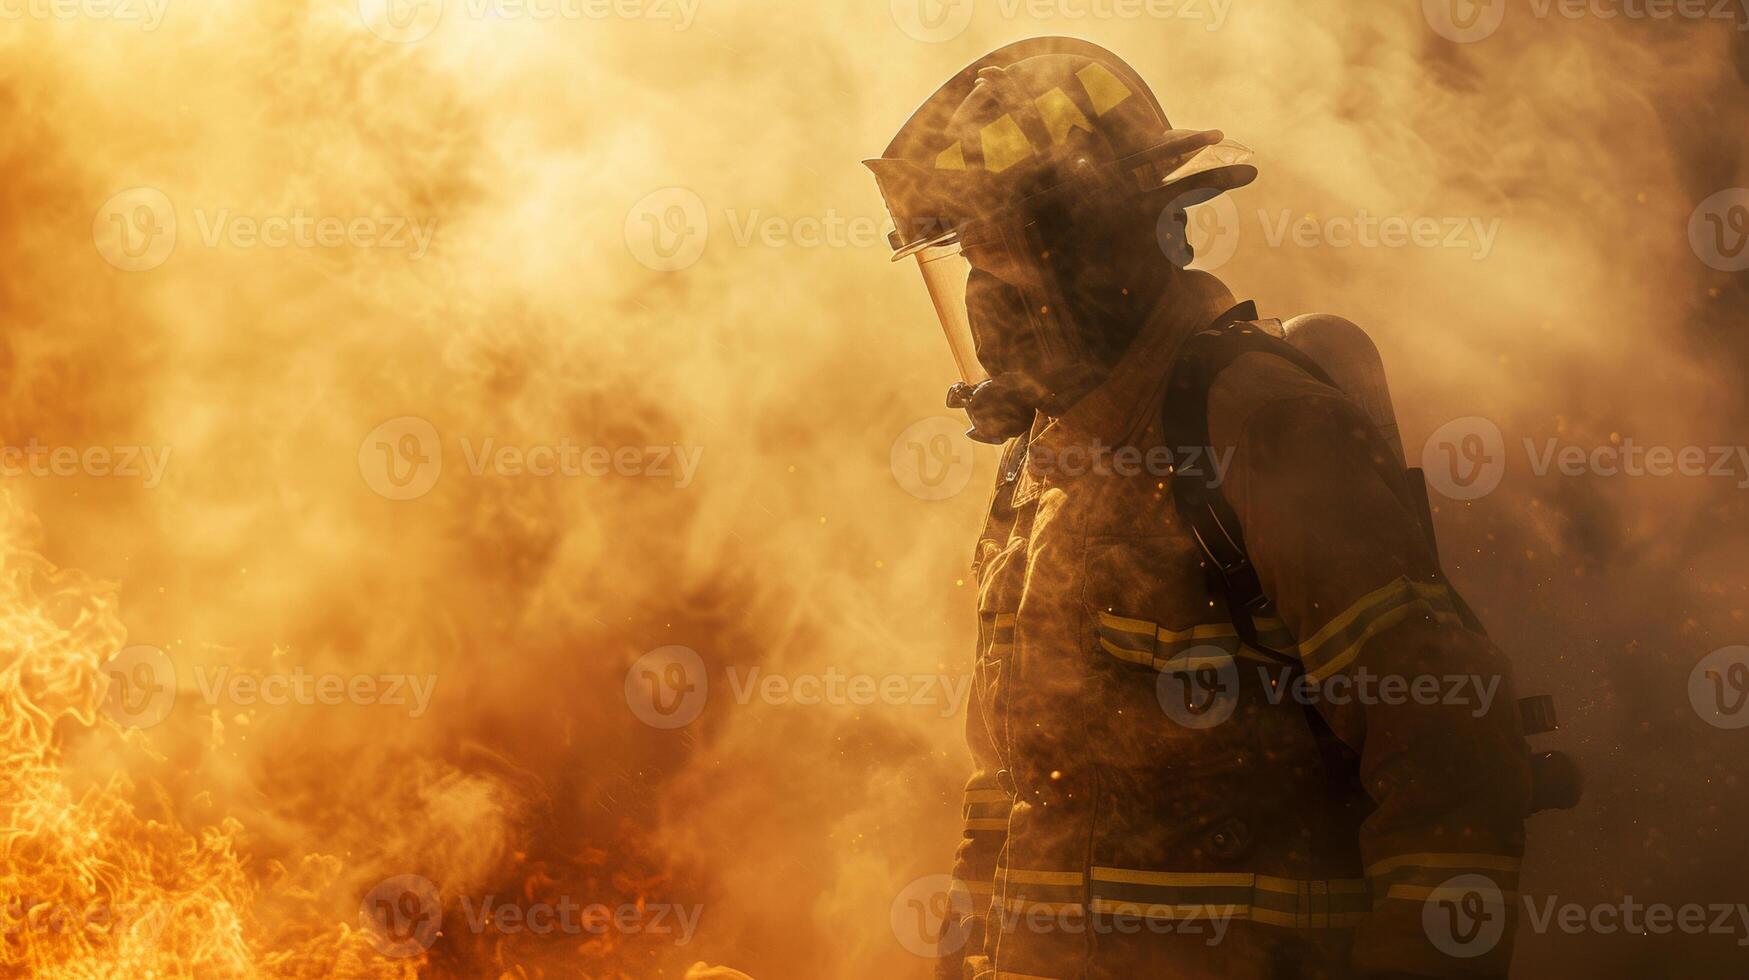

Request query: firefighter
[{"left": 866, "top": 38, "right": 1533, "bottom": 979}]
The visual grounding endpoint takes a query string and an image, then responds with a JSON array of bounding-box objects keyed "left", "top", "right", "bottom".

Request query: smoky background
[{"left": 0, "top": 0, "right": 1745, "bottom": 976}]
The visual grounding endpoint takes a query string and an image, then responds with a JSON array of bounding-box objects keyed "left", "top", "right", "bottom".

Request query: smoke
[{"left": 0, "top": 1, "right": 1744, "bottom": 977}]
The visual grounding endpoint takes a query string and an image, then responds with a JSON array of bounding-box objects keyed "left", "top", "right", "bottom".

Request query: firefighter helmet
[{"left": 866, "top": 37, "right": 1256, "bottom": 400}]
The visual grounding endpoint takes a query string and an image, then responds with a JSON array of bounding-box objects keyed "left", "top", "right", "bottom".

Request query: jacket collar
[{"left": 1027, "top": 270, "right": 1239, "bottom": 468}]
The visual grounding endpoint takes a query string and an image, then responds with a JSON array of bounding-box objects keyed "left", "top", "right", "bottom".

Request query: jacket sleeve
[{"left": 1208, "top": 351, "right": 1533, "bottom": 979}]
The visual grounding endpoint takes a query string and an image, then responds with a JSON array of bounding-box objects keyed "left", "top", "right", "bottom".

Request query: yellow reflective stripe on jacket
[
  {"left": 1366, "top": 851, "right": 1522, "bottom": 906},
  {"left": 1094, "top": 611, "right": 1296, "bottom": 669},
  {"left": 1366, "top": 852, "right": 1522, "bottom": 878},
  {"left": 963, "top": 786, "right": 1012, "bottom": 833},
  {"left": 989, "top": 866, "right": 1369, "bottom": 929},
  {"left": 1088, "top": 867, "right": 1369, "bottom": 929},
  {"left": 987, "top": 611, "right": 1016, "bottom": 657},
  {"left": 1383, "top": 883, "right": 1520, "bottom": 904},
  {"left": 950, "top": 878, "right": 996, "bottom": 900},
  {"left": 1298, "top": 577, "right": 1465, "bottom": 682},
  {"left": 995, "top": 868, "right": 1085, "bottom": 915}
]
